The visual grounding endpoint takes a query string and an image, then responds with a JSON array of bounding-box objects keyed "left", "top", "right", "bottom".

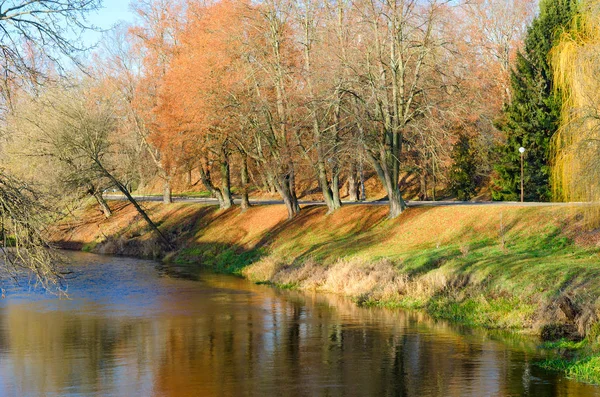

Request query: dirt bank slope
[{"left": 51, "top": 202, "right": 600, "bottom": 337}]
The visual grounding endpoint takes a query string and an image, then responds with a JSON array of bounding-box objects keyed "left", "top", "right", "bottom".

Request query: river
[{"left": 0, "top": 251, "right": 597, "bottom": 396}]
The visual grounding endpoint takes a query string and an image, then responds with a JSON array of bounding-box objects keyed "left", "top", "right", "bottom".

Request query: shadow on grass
[
  {"left": 162, "top": 242, "right": 265, "bottom": 279},
  {"left": 251, "top": 205, "right": 398, "bottom": 265}
]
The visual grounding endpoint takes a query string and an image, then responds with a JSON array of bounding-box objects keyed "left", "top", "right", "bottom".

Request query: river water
[{"left": 0, "top": 252, "right": 597, "bottom": 396}]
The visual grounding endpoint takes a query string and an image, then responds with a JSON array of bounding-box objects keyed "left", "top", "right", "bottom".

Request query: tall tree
[
  {"left": 492, "top": 0, "right": 578, "bottom": 201},
  {"left": 10, "top": 83, "right": 172, "bottom": 246},
  {"left": 155, "top": 0, "right": 256, "bottom": 210},
  {"left": 128, "top": 0, "right": 184, "bottom": 204},
  {"left": 246, "top": 0, "right": 303, "bottom": 219},
  {"left": 448, "top": 134, "right": 480, "bottom": 201},
  {"left": 351, "top": 0, "right": 454, "bottom": 217},
  {"left": 0, "top": 0, "right": 100, "bottom": 82},
  {"left": 460, "top": 0, "right": 536, "bottom": 103}
]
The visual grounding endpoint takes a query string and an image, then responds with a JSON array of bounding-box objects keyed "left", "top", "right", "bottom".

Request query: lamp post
[{"left": 519, "top": 147, "right": 525, "bottom": 202}]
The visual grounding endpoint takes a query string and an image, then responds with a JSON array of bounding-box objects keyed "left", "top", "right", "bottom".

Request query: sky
[{"left": 82, "top": 0, "right": 138, "bottom": 47}]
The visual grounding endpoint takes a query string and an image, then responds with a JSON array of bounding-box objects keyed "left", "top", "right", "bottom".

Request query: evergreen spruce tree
[
  {"left": 492, "top": 0, "right": 578, "bottom": 201},
  {"left": 449, "top": 134, "right": 479, "bottom": 201}
]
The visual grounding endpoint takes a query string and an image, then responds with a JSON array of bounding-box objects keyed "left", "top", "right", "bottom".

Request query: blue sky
[{"left": 83, "top": 0, "right": 137, "bottom": 46}]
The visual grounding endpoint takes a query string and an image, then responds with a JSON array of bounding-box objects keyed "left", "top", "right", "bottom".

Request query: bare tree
[
  {"left": 0, "top": 0, "right": 101, "bottom": 291},
  {"left": 0, "top": 171, "right": 66, "bottom": 294},
  {"left": 9, "top": 83, "right": 173, "bottom": 247},
  {"left": 351, "top": 0, "right": 454, "bottom": 218},
  {"left": 0, "top": 0, "right": 101, "bottom": 99}
]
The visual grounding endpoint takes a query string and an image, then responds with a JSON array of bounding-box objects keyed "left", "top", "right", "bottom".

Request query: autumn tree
[
  {"left": 0, "top": 0, "right": 101, "bottom": 92},
  {"left": 5, "top": 101, "right": 114, "bottom": 219},
  {"left": 460, "top": 0, "right": 536, "bottom": 103},
  {"left": 441, "top": 0, "right": 534, "bottom": 197},
  {"left": 290, "top": 0, "right": 346, "bottom": 213},
  {"left": 155, "top": 0, "right": 259, "bottom": 210},
  {"left": 128, "top": 0, "right": 184, "bottom": 204},
  {"left": 238, "top": 0, "right": 304, "bottom": 218},
  {"left": 91, "top": 25, "right": 159, "bottom": 194},
  {"left": 84, "top": 0, "right": 540, "bottom": 216}
]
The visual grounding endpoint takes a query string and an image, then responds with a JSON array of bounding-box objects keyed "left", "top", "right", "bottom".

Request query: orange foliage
[
  {"left": 129, "top": 0, "right": 185, "bottom": 174},
  {"left": 154, "top": 0, "right": 259, "bottom": 166}
]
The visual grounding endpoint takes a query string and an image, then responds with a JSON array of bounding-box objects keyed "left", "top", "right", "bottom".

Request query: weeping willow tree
[{"left": 551, "top": 1, "right": 600, "bottom": 206}]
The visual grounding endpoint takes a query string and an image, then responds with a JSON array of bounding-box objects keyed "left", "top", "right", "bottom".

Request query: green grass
[
  {"left": 136, "top": 190, "right": 220, "bottom": 198},
  {"left": 540, "top": 356, "right": 600, "bottom": 384},
  {"left": 174, "top": 245, "right": 265, "bottom": 275},
  {"left": 81, "top": 240, "right": 99, "bottom": 252},
  {"left": 426, "top": 295, "right": 536, "bottom": 329},
  {"left": 537, "top": 325, "right": 600, "bottom": 384},
  {"left": 175, "top": 191, "right": 213, "bottom": 198}
]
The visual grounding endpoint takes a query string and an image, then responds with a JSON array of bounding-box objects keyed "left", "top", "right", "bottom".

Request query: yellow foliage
[{"left": 552, "top": 0, "right": 600, "bottom": 203}]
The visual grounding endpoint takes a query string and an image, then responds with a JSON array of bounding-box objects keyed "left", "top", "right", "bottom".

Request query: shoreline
[{"left": 51, "top": 200, "right": 600, "bottom": 383}]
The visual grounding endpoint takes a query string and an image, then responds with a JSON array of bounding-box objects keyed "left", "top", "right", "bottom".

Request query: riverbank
[{"left": 51, "top": 201, "right": 600, "bottom": 382}]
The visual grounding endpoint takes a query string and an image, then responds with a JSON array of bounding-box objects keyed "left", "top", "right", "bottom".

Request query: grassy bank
[{"left": 51, "top": 201, "right": 600, "bottom": 382}]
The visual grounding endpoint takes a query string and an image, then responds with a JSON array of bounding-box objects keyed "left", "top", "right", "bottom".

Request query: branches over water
[{"left": 0, "top": 170, "right": 64, "bottom": 294}]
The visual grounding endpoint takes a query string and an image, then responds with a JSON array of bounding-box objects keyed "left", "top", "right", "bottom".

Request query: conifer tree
[
  {"left": 449, "top": 135, "right": 479, "bottom": 201},
  {"left": 492, "top": 0, "right": 578, "bottom": 201}
]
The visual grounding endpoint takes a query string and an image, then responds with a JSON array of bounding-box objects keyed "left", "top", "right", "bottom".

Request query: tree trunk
[
  {"left": 389, "top": 191, "right": 405, "bottom": 219},
  {"left": 288, "top": 167, "right": 300, "bottom": 213},
  {"left": 93, "top": 190, "right": 112, "bottom": 218},
  {"left": 419, "top": 173, "right": 428, "bottom": 201},
  {"left": 317, "top": 164, "right": 336, "bottom": 213},
  {"left": 259, "top": 173, "right": 270, "bottom": 194},
  {"left": 137, "top": 162, "right": 145, "bottom": 193},
  {"left": 219, "top": 153, "right": 234, "bottom": 210},
  {"left": 365, "top": 149, "right": 406, "bottom": 218},
  {"left": 186, "top": 168, "right": 192, "bottom": 187},
  {"left": 387, "top": 184, "right": 406, "bottom": 219},
  {"left": 163, "top": 180, "right": 172, "bottom": 204},
  {"left": 272, "top": 172, "right": 299, "bottom": 219},
  {"left": 240, "top": 154, "right": 250, "bottom": 212},
  {"left": 198, "top": 161, "right": 226, "bottom": 209},
  {"left": 95, "top": 161, "right": 172, "bottom": 248},
  {"left": 359, "top": 160, "right": 366, "bottom": 201},
  {"left": 269, "top": 180, "right": 277, "bottom": 195},
  {"left": 281, "top": 187, "right": 300, "bottom": 219},
  {"left": 348, "top": 164, "right": 358, "bottom": 202},
  {"left": 332, "top": 171, "right": 341, "bottom": 208}
]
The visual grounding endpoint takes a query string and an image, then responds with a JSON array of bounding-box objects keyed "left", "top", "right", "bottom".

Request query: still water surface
[{"left": 0, "top": 251, "right": 598, "bottom": 396}]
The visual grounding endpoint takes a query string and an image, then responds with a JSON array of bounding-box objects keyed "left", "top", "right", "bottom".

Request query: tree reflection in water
[{"left": 0, "top": 252, "right": 597, "bottom": 396}]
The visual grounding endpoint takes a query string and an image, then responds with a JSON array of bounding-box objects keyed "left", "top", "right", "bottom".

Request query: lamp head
[{"left": 519, "top": 147, "right": 525, "bottom": 154}]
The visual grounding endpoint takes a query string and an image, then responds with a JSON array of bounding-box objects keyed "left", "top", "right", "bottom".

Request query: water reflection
[{"left": 0, "top": 252, "right": 597, "bottom": 396}]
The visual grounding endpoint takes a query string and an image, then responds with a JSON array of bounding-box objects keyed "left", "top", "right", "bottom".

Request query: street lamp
[{"left": 519, "top": 147, "right": 525, "bottom": 202}]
